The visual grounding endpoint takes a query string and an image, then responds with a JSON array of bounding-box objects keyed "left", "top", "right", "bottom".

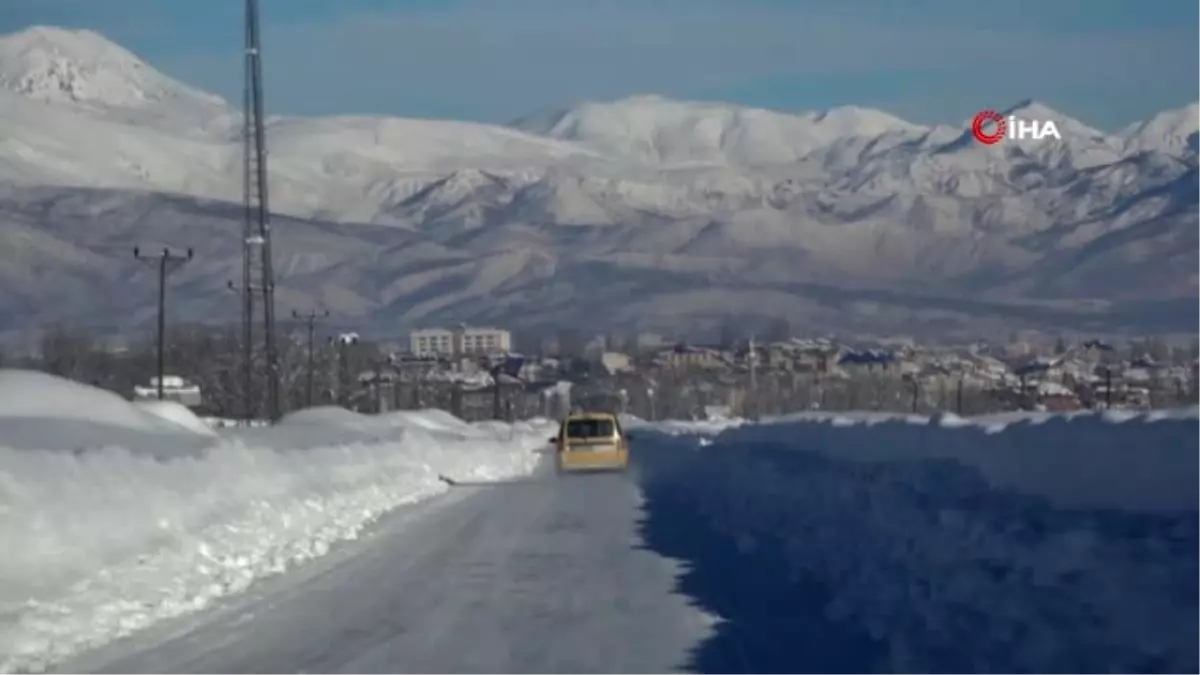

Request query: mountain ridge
[{"left": 0, "top": 24, "right": 1195, "bottom": 339}]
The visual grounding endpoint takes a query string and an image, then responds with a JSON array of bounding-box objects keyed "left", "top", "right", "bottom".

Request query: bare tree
[
  {"left": 512, "top": 328, "right": 541, "bottom": 356},
  {"left": 21, "top": 324, "right": 146, "bottom": 396},
  {"left": 718, "top": 318, "right": 742, "bottom": 349},
  {"left": 764, "top": 317, "right": 791, "bottom": 344},
  {"left": 1146, "top": 337, "right": 1171, "bottom": 363},
  {"left": 322, "top": 335, "right": 388, "bottom": 411},
  {"left": 1054, "top": 334, "right": 1068, "bottom": 355},
  {"left": 38, "top": 324, "right": 99, "bottom": 382},
  {"left": 151, "top": 323, "right": 241, "bottom": 416},
  {"left": 161, "top": 323, "right": 341, "bottom": 418},
  {"left": 618, "top": 333, "right": 643, "bottom": 356},
  {"left": 556, "top": 328, "right": 585, "bottom": 360}
]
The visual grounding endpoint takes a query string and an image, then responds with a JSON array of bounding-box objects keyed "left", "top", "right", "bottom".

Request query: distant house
[
  {"left": 600, "top": 352, "right": 633, "bottom": 375},
  {"left": 635, "top": 332, "right": 666, "bottom": 351},
  {"left": 1037, "top": 380, "right": 1080, "bottom": 412},
  {"left": 1040, "top": 393, "right": 1082, "bottom": 412},
  {"left": 133, "top": 375, "right": 203, "bottom": 408},
  {"left": 837, "top": 349, "right": 896, "bottom": 374},
  {"left": 1013, "top": 356, "right": 1063, "bottom": 379},
  {"left": 657, "top": 344, "right": 722, "bottom": 370}
]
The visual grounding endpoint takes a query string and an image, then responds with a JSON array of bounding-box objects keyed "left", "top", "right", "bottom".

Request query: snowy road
[{"left": 57, "top": 464, "right": 713, "bottom": 674}]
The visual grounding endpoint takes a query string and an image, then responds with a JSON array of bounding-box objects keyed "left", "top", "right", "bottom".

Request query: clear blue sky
[{"left": 2, "top": 0, "right": 1196, "bottom": 130}]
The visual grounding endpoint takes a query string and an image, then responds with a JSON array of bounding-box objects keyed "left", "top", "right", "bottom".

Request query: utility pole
[
  {"left": 491, "top": 363, "right": 504, "bottom": 420},
  {"left": 370, "top": 358, "right": 393, "bottom": 414},
  {"left": 748, "top": 334, "right": 757, "bottom": 390},
  {"left": 243, "top": 0, "right": 281, "bottom": 421},
  {"left": 1105, "top": 367, "right": 1113, "bottom": 409},
  {"left": 956, "top": 375, "right": 964, "bottom": 415},
  {"left": 331, "top": 332, "right": 358, "bottom": 409},
  {"left": 292, "top": 309, "right": 328, "bottom": 408},
  {"left": 227, "top": 280, "right": 255, "bottom": 422},
  {"left": 748, "top": 334, "right": 757, "bottom": 419},
  {"left": 134, "top": 247, "right": 193, "bottom": 400}
]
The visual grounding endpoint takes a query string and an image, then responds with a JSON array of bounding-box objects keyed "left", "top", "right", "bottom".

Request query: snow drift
[
  {"left": 707, "top": 408, "right": 1199, "bottom": 511},
  {"left": 0, "top": 370, "right": 555, "bottom": 673},
  {"left": 0, "top": 369, "right": 218, "bottom": 457},
  {"left": 631, "top": 409, "right": 1199, "bottom": 673}
]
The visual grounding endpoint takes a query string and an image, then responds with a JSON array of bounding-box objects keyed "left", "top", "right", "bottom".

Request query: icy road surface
[{"left": 57, "top": 466, "right": 713, "bottom": 674}]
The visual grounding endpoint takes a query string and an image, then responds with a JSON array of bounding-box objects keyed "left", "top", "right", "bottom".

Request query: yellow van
[{"left": 551, "top": 411, "right": 631, "bottom": 473}]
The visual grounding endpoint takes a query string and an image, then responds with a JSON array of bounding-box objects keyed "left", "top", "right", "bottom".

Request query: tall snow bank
[
  {"left": 624, "top": 414, "right": 746, "bottom": 437},
  {"left": 0, "top": 372, "right": 556, "bottom": 673},
  {"left": 713, "top": 408, "right": 1199, "bottom": 511},
  {"left": 0, "top": 369, "right": 216, "bottom": 456},
  {"left": 632, "top": 409, "right": 1199, "bottom": 672},
  {"left": 0, "top": 370, "right": 150, "bottom": 427},
  {"left": 132, "top": 399, "right": 218, "bottom": 437}
]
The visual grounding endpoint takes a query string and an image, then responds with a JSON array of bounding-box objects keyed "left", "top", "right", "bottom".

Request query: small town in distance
[{"left": 5, "top": 319, "right": 1195, "bottom": 426}]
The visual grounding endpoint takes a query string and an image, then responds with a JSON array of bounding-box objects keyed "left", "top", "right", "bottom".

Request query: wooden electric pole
[{"left": 134, "top": 247, "right": 193, "bottom": 400}]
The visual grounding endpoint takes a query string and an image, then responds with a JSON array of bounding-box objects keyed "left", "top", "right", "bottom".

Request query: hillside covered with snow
[{"left": 0, "top": 25, "right": 1196, "bottom": 337}]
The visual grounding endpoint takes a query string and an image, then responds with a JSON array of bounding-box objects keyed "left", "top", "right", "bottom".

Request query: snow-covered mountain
[
  {"left": 0, "top": 26, "right": 237, "bottom": 137},
  {"left": 509, "top": 94, "right": 929, "bottom": 167},
  {"left": 0, "top": 25, "right": 1196, "bottom": 338}
]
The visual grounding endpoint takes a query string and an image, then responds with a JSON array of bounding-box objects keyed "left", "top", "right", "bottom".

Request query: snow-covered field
[
  {"left": 0, "top": 369, "right": 555, "bottom": 673},
  {"left": 3, "top": 367, "right": 1196, "bottom": 673},
  {"left": 629, "top": 409, "right": 1200, "bottom": 672}
]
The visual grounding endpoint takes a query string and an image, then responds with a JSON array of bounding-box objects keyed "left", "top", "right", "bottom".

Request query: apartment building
[{"left": 409, "top": 326, "right": 512, "bottom": 357}]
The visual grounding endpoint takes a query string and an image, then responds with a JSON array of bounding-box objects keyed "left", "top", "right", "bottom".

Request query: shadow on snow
[
  {"left": 628, "top": 431, "right": 1198, "bottom": 674},
  {"left": 631, "top": 449, "right": 885, "bottom": 673}
]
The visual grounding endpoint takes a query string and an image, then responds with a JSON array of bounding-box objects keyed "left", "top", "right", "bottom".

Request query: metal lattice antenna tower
[
  {"left": 239, "top": 19, "right": 255, "bottom": 424},
  {"left": 243, "top": 0, "right": 281, "bottom": 421}
]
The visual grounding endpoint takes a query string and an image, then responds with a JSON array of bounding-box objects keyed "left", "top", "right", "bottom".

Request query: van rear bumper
[{"left": 558, "top": 449, "right": 628, "bottom": 471}]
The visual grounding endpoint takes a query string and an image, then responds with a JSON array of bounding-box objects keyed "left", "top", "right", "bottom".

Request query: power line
[
  {"left": 292, "top": 309, "right": 329, "bottom": 408},
  {"left": 133, "top": 246, "right": 193, "bottom": 400}
]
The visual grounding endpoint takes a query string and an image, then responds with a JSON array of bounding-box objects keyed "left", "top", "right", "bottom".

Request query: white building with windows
[
  {"left": 409, "top": 326, "right": 512, "bottom": 357},
  {"left": 410, "top": 328, "right": 454, "bottom": 356},
  {"left": 132, "top": 375, "right": 203, "bottom": 408}
]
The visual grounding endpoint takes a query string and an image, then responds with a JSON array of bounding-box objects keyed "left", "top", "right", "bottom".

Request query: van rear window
[{"left": 566, "top": 419, "right": 615, "bottom": 438}]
